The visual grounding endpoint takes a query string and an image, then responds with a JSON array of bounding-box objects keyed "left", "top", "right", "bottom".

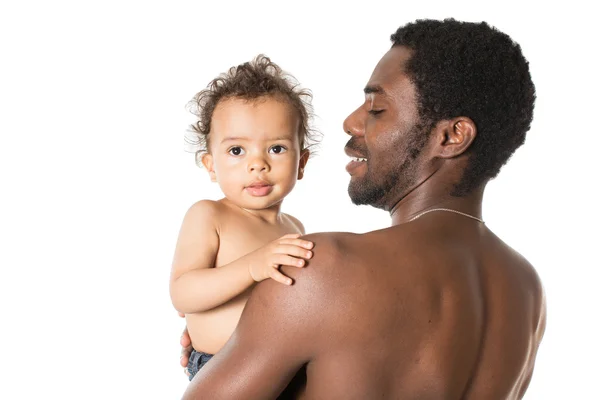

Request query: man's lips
[
  {"left": 346, "top": 157, "right": 368, "bottom": 175},
  {"left": 344, "top": 138, "right": 367, "bottom": 159},
  {"left": 344, "top": 146, "right": 368, "bottom": 159},
  {"left": 344, "top": 145, "right": 368, "bottom": 175}
]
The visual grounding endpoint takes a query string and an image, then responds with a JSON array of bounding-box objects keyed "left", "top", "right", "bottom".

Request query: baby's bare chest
[{"left": 214, "top": 217, "right": 301, "bottom": 267}]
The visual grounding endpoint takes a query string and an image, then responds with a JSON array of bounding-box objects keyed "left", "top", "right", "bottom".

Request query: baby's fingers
[
  {"left": 275, "top": 244, "right": 313, "bottom": 260},
  {"left": 270, "top": 267, "right": 294, "bottom": 286},
  {"left": 278, "top": 233, "right": 302, "bottom": 241},
  {"left": 274, "top": 254, "right": 307, "bottom": 268},
  {"left": 278, "top": 237, "right": 314, "bottom": 250}
]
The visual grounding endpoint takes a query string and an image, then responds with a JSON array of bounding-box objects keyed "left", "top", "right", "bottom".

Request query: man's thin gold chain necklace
[{"left": 409, "top": 208, "right": 484, "bottom": 223}]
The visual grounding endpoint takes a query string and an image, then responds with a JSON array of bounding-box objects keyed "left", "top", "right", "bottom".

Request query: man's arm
[
  {"left": 181, "top": 235, "right": 334, "bottom": 400},
  {"left": 517, "top": 282, "right": 547, "bottom": 398}
]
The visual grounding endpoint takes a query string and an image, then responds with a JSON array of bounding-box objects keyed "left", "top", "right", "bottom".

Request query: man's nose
[
  {"left": 342, "top": 106, "right": 365, "bottom": 138},
  {"left": 247, "top": 155, "right": 270, "bottom": 173}
]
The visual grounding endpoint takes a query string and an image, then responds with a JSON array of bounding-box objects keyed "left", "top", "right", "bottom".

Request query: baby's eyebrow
[
  {"left": 220, "top": 135, "right": 296, "bottom": 145},
  {"left": 220, "top": 136, "right": 249, "bottom": 144}
]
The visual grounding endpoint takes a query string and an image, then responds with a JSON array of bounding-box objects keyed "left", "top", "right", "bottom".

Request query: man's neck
[{"left": 390, "top": 182, "right": 485, "bottom": 226}]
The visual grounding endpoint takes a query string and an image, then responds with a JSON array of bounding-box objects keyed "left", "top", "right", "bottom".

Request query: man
[{"left": 180, "top": 18, "right": 546, "bottom": 399}]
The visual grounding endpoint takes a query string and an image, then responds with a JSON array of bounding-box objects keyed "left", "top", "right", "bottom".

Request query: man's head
[
  {"left": 188, "top": 55, "right": 318, "bottom": 210},
  {"left": 344, "top": 18, "right": 535, "bottom": 208}
]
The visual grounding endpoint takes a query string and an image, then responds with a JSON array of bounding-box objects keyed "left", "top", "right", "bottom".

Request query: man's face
[{"left": 343, "top": 46, "right": 430, "bottom": 210}]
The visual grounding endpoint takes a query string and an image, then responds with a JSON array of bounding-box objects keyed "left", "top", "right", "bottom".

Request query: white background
[{"left": 1, "top": 1, "right": 598, "bottom": 398}]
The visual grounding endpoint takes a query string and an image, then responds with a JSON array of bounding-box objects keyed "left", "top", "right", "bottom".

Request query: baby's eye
[
  {"left": 228, "top": 147, "right": 245, "bottom": 156},
  {"left": 269, "top": 145, "right": 287, "bottom": 154}
]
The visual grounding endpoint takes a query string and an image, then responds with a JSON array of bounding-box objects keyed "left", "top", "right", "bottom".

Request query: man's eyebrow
[{"left": 364, "top": 85, "right": 385, "bottom": 95}]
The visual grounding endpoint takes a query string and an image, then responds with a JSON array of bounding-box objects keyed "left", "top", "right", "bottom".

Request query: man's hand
[
  {"left": 179, "top": 312, "right": 192, "bottom": 376},
  {"left": 247, "top": 234, "right": 313, "bottom": 285}
]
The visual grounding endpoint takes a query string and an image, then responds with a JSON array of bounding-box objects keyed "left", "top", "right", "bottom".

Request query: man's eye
[
  {"left": 228, "top": 147, "right": 245, "bottom": 156},
  {"left": 368, "top": 109, "right": 384, "bottom": 116},
  {"left": 269, "top": 145, "right": 287, "bottom": 154}
]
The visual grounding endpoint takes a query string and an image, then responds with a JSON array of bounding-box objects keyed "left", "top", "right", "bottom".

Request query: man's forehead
[{"left": 365, "top": 46, "right": 413, "bottom": 95}]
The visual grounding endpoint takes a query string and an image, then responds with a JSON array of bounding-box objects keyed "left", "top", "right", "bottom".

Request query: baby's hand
[{"left": 247, "top": 233, "right": 313, "bottom": 285}]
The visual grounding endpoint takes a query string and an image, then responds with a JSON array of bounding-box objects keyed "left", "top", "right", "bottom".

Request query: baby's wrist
[{"left": 248, "top": 262, "right": 258, "bottom": 282}]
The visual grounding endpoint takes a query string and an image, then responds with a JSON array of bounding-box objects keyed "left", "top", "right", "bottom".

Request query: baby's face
[{"left": 202, "top": 96, "right": 307, "bottom": 211}]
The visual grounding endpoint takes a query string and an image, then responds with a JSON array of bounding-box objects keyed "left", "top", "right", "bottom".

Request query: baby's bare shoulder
[
  {"left": 281, "top": 213, "right": 305, "bottom": 234},
  {"left": 184, "top": 199, "right": 228, "bottom": 222}
]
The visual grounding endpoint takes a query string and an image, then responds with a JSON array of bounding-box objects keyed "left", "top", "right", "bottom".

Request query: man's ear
[
  {"left": 201, "top": 153, "right": 217, "bottom": 182},
  {"left": 434, "top": 117, "right": 477, "bottom": 159},
  {"left": 297, "top": 149, "right": 310, "bottom": 180}
]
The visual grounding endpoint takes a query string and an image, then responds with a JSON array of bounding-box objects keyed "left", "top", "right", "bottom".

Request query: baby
[{"left": 170, "top": 55, "right": 319, "bottom": 380}]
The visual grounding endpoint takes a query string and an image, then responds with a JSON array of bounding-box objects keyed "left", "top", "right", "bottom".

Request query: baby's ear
[
  {"left": 297, "top": 149, "right": 310, "bottom": 180},
  {"left": 201, "top": 153, "right": 217, "bottom": 182}
]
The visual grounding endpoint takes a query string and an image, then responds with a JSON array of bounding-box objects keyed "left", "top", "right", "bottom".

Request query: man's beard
[{"left": 347, "top": 124, "right": 429, "bottom": 209}]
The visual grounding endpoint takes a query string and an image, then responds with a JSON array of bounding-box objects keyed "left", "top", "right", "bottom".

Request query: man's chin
[
  {"left": 348, "top": 183, "right": 383, "bottom": 206},
  {"left": 347, "top": 182, "right": 364, "bottom": 205},
  {"left": 349, "top": 196, "right": 369, "bottom": 206}
]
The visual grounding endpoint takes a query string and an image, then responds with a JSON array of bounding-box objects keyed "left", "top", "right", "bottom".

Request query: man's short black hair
[{"left": 391, "top": 18, "right": 536, "bottom": 195}]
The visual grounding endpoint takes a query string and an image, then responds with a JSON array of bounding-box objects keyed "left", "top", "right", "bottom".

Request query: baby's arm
[
  {"left": 170, "top": 200, "right": 251, "bottom": 314},
  {"left": 169, "top": 201, "right": 313, "bottom": 314}
]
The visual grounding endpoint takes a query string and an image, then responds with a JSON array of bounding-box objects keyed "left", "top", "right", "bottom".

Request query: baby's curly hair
[
  {"left": 391, "top": 18, "right": 536, "bottom": 196},
  {"left": 186, "top": 55, "right": 319, "bottom": 165}
]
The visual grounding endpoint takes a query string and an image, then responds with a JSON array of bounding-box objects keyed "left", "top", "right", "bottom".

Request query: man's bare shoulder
[
  {"left": 293, "top": 227, "right": 417, "bottom": 273},
  {"left": 249, "top": 232, "right": 361, "bottom": 325},
  {"left": 303, "top": 231, "right": 361, "bottom": 262},
  {"left": 492, "top": 230, "right": 544, "bottom": 295},
  {"left": 276, "top": 231, "right": 364, "bottom": 288}
]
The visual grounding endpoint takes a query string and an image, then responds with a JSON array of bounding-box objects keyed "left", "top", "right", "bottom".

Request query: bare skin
[
  {"left": 170, "top": 97, "right": 313, "bottom": 356},
  {"left": 181, "top": 45, "right": 545, "bottom": 399},
  {"left": 173, "top": 199, "right": 308, "bottom": 354}
]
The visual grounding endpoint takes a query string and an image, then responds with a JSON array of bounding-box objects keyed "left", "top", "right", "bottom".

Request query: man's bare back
[
  {"left": 288, "top": 216, "right": 544, "bottom": 399},
  {"left": 185, "top": 199, "right": 304, "bottom": 354}
]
